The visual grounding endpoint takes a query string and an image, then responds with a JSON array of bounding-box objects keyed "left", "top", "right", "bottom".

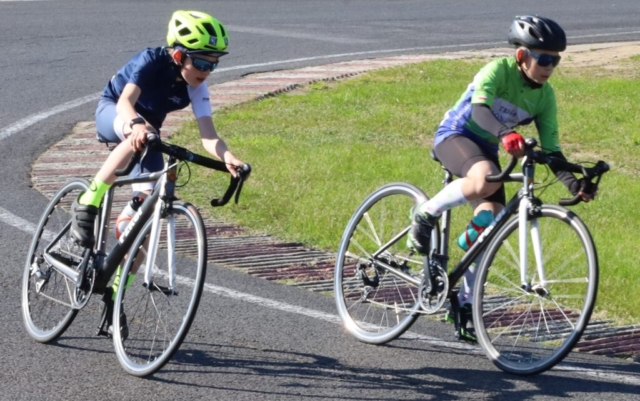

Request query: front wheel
[
  {"left": 22, "top": 179, "right": 90, "bottom": 342},
  {"left": 473, "top": 204, "right": 598, "bottom": 375},
  {"left": 112, "top": 201, "right": 207, "bottom": 377},
  {"left": 334, "top": 182, "right": 437, "bottom": 344}
]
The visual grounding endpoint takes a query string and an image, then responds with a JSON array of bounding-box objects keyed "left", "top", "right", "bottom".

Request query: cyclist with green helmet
[
  {"left": 408, "top": 15, "right": 596, "bottom": 342},
  {"left": 72, "top": 10, "right": 242, "bottom": 248},
  {"left": 70, "top": 10, "right": 243, "bottom": 334}
]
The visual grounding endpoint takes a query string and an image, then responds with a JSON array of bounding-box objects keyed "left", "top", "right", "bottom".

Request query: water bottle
[
  {"left": 114, "top": 196, "right": 144, "bottom": 239},
  {"left": 457, "top": 210, "right": 493, "bottom": 251}
]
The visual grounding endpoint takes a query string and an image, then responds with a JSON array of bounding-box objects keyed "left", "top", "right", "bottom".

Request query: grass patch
[{"left": 171, "top": 57, "right": 640, "bottom": 325}]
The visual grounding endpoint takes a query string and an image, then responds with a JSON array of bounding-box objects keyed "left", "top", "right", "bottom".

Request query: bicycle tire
[
  {"left": 334, "top": 182, "right": 437, "bottom": 344},
  {"left": 112, "top": 201, "right": 207, "bottom": 377},
  {"left": 22, "top": 179, "right": 90, "bottom": 342},
  {"left": 473, "top": 204, "right": 598, "bottom": 375}
]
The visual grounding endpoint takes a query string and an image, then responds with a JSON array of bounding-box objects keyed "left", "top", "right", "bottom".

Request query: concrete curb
[{"left": 31, "top": 46, "right": 640, "bottom": 362}]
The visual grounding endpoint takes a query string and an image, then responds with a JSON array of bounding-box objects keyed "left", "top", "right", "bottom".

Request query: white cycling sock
[
  {"left": 418, "top": 179, "right": 469, "bottom": 217},
  {"left": 458, "top": 251, "right": 484, "bottom": 306}
]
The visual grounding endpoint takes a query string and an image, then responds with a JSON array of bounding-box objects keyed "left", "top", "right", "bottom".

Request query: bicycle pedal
[{"left": 455, "top": 329, "right": 477, "bottom": 344}]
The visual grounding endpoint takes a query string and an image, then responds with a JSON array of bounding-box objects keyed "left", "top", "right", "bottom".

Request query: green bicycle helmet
[{"left": 167, "top": 10, "right": 229, "bottom": 54}]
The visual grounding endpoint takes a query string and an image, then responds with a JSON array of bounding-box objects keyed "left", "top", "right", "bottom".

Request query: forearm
[
  {"left": 116, "top": 83, "right": 146, "bottom": 133},
  {"left": 547, "top": 151, "right": 580, "bottom": 194},
  {"left": 201, "top": 137, "right": 232, "bottom": 161},
  {"left": 115, "top": 99, "right": 140, "bottom": 122},
  {"left": 471, "top": 103, "right": 513, "bottom": 138}
]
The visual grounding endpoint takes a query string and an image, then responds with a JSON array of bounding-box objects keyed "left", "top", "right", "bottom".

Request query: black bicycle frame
[
  {"left": 435, "top": 159, "right": 538, "bottom": 289},
  {"left": 92, "top": 156, "right": 179, "bottom": 286}
]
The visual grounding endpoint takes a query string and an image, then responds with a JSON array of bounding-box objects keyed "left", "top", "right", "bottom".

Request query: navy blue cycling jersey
[{"left": 101, "top": 47, "right": 192, "bottom": 130}]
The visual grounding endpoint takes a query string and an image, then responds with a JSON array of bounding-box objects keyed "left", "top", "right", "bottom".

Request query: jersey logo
[{"left": 168, "top": 96, "right": 182, "bottom": 104}]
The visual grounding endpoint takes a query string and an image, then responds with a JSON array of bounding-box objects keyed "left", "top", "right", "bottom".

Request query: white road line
[
  {"left": 0, "top": 93, "right": 99, "bottom": 142},
  {"left": 228, "top": 25, "right": 374, "bottom": 44},
  {"left": 0, "top": 40, "right": 507, "bottom": 144},
  {"left": 7, "top": 203, "right": 640, "bottom": 384},
  {"left": 2, "top": 34, "right": 639, "bottom": 144},
  {"left": 0, "top": 206, "right": 42, "bottom": 238}
]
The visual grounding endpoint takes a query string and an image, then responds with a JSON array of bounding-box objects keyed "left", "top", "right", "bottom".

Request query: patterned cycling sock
[
  {"left": 418, "top": 179, "right": 469, "bottom": 217},
  {"left": 79, "top": 177, "right": 111, "bottom": 207},
  {"left": 110, "top": 266, "right": 136, "bottom": 301}
]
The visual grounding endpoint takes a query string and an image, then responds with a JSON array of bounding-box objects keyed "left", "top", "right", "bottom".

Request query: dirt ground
[
  {"left": 485, "top": 41, "right": 640, "bottom": 70},
  {"left": 561, "top": 41, "right": 640, "bottom": 68}
]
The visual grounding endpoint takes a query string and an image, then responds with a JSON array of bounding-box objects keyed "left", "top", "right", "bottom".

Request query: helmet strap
[{"left": 514, "top": 47, "right": 542, "bottom": 89}]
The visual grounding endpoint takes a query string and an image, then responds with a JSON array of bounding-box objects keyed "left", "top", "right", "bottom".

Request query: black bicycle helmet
[{"left": 508, "top": 15, "right": 566, "bottom": 52}]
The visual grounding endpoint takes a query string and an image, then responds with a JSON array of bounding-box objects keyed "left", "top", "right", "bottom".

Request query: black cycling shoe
[
  {"left": 71, "top": 197, "right": 98, "bottom": 248},
  {"left": 444, "top": 296, "right": 477, "bottom": 343},
  {"left": 409, "top": 212, "right": 436, "bottom": 255},
  {"left": 96, "top": 288, "right": 129, "bottom": 341}
]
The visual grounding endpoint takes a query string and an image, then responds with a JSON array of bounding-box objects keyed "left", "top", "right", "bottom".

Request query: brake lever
[
  {"left": 559, "top": 160, "right": 609, "bottom": 206},
  {"left": 233, "top": 164, "right": 252, "bottom": 204}
]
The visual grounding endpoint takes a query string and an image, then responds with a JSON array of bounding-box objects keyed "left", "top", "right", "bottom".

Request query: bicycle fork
[
  {"left": 141, "top": 200, "right": 177, "bottom": 294},
  {"left": 518, "top": 197, "right": 548, "bottom": 295}
]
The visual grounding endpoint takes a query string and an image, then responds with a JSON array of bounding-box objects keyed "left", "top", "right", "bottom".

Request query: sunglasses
[
  {"left": 526, "top": 50, "right": 561, "bottom": 67},
  {"left": 187, "top": 55, "right": 219, "bottom": 72}
]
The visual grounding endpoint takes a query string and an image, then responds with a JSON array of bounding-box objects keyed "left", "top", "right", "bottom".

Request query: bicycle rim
[
  {"left": 474, "top": 205, "right": 598, "bottom": 375},
  {"left": 334, "top": 182, "right": 433, "bottom": 344},
  {"left": 113, "top": 202, "right": 207, "bottom": 377},
  {"left": 22, "top": 179, "right": 89, "bottom": 342}
]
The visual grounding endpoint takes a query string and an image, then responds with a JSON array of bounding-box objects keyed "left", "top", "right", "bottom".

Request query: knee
[
  {"left": 477, "top": 181, "right": 501, "bottom": 198},
  {"left": 466, "top": 177, "right": 500, "bottom": 199}
]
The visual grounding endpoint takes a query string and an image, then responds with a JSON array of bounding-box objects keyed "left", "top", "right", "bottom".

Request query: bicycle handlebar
[
  {"left": 115, "top": 133, "right": 251, "bottom": 207},
  {"left": 485, "top": 137, "right": 609, "bottom": 206}
]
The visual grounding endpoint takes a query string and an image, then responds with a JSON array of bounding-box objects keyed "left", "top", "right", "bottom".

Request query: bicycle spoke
[
  {"left": 475, "top": 206, "right": 598, "bottom": 375},
  {"left": 335, "top": 183, "right": 427, "bottom": 344}
]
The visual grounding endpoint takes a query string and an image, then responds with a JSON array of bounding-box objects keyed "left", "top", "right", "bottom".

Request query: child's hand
[
  {"left": 223, "top": 153, "right": 244, "bottom": 178},
  {"left": 501, "top": 132, "right": 525, "bottom": 158},
  {"left": 130, "top": 125, "right": 156, "bottom": 152}
]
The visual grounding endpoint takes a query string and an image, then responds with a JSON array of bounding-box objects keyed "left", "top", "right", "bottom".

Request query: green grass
[{"left": 171, "top": 57, "right": 640, "bottom": 325}]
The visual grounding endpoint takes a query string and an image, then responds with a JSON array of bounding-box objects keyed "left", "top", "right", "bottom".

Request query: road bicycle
[
  {"left": 334, "top": 138, "right": 609, "bottom": 375},
  {"left": 22, "top": 133, "right": 251, "bottom": 377}
]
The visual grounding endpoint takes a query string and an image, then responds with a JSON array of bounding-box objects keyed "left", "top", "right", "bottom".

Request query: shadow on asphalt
[{"left": 145, "top": 340, "right": 640, "bottom": 401}]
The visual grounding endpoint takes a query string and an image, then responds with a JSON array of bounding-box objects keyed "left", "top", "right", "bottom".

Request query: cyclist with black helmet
[
  {"left": 408, "top": 15, "right": 596, "bottom": 342},
  {"left": 69, "top": 11, "right": 243, "bottom": 329}
]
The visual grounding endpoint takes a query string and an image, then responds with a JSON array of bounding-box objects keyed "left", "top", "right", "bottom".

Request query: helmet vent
[
  {"left": 179, "top": 28, "right": 192, "bottom": 36},
  {"left": 527, "top": 26, "right": 542, "bottom": 41},
  {"left": 202, "top": 22, "right": 217, "bottom": 37}
]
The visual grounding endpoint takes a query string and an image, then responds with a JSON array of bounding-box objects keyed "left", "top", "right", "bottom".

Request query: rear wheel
[
  {"left": 334, "top": 182, "right": 437, "bottom": 344},
  {"left": 473, "top": 205, "right": 598, "bottom": 375},
  {"left": 112, "top": 202, "right": 207, "bottom": 377},
  {"left": 22, "top": 179, "right": 90, "bottom": 342}
]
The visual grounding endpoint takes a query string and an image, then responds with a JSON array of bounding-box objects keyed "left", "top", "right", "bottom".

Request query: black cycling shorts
[{"left": 433, "top": 135, "right": 506, "bottom": 206}]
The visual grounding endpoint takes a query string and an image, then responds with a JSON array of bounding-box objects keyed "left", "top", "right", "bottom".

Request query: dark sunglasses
[
  {"left": 526, "top": 50, "right": 561, "bottom": 67},
  {"left": 187, "top": 55, "right": 219, "bottom": 72}
]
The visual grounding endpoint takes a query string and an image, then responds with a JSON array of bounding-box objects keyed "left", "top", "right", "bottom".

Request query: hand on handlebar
[
  {"left": 129, "top": 125, "right": 157, "bottom": 152},
  {"left": 223, "top": 153, "right": 245, "bottom": 178},
  {"left": 501, "top": 132, "right": 525, "bottom": 158},
  {"left": 576, "top": 178, "right": 598, "bottom": 203}
]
